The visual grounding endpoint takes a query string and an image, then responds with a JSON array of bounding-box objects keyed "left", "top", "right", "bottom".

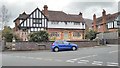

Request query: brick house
[
  {"left": 13, "top": 5, "right": 86, "bottom": 41},
  {"left": 92, "top": 9, "right": 120, "bottom": 33}
]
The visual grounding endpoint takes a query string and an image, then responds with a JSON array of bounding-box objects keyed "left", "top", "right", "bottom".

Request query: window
[
  {"left": 63, "top": 42, "right": 69, "bottom": 45},
  {"left": 31, "top": 28, "right": 34, "bottom": 32},
  {"left": 56, "top": 40, "right": 64, "bottom": 44},
  {"left": 73, "top": 32, "right": 81, "bottom": 37},
  {"left": 33, "top": 18, "right": 41, "bottom": 24},
  {"left": 50, "top": 32, "right": 59, "bottom": 37},
  {"left": 98, "top": 25, "right": 100, "bottom": 29},
  {"left": 22, "top": 32, "right": 24, "bottom": 35},
  {"left": 74, "top": 22, "right": 80, "bottom": 25},
  {"left": 114, "top": 21, "right": 118, "bottom": 28},
  {"left": 51, "top": 22, "right": 59, "bottom": 25},
  {"left": 65, "top": 22, "right": 67, "bottom": 25},
  {"left": 108, "top": 22, "right": 113, "bottom": 28}
]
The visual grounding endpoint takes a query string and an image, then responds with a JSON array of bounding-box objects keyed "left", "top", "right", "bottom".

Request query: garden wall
[{"left": 6, "top": 40, "right": 98, "bottom": 51}]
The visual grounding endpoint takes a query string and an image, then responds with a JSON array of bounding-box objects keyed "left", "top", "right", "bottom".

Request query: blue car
[{"left": 51, "top": 40, "right": 78, "bottom": 52}]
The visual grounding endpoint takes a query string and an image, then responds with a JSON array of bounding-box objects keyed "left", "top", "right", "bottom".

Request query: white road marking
[
  {"left": 107, "top": 62, "right": 118, "bottom": 66},
  {"left": 27, "top": 57, "right": 35, "bottom": 59},
  {"left": 35, "top": 58, "right": 42, "bottom": 60},
  {"left": 66, "top": 59, "right": 78, "bottom": 63},
  {"left": 107, "top": 45, "right": 118, "bottom": 47},
  {"left": 20, "top": 56, "right": 28, "bottom": 58},
  {"left": 46, "top": 59, "right": 53, "bottom": 61},
  {"left": 54, "top": 59, "right": 63, "bottom": 62},
  {"left": 109, "top": 50, "right": 119, "bottom": 53},
  {"left": 14, "top": 56, "right": 62, "bottom": 62},
  {"left": 42, "top": 58, "right": 52, "bottom": 61},
  {"left": 78, "top": 60, "right": 89, "bottom": 64},
  {"left": 77, "top": 55, "right": 97, "bottom": 59},
  {"left": 66, "top": 55, "right": 97, "bottom": 63},
  {"left": 92, "top": 61, "right": 103, "bottom": 65},
  {"left": 66, "top": 59, "right": 76, "bottom": 63},
  {"left": 15, "top": 56, "right": 20, "bottom": 58}
]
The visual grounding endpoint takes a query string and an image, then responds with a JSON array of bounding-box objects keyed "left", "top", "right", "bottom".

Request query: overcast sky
[{"left": 0, "top": 0, "right": 120, "bottom": 29}]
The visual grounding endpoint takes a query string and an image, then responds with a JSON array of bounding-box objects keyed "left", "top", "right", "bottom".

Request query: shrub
[
  {"left": 28, "top": 31, "right": 49, "bottom": 42},
  {"left": 85, "top": 29, "right": 97, "bottom": 40}
]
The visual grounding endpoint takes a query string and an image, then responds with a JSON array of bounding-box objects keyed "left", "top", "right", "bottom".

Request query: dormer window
[
  {"left": 74, "top": 22, "right": 80, "bottom": 25},
  {"left": 51, "top": 22, "right": 59, "bottom": 25},
  {"left": 65, "top": 22, "right": 67, "bottom": 25}
]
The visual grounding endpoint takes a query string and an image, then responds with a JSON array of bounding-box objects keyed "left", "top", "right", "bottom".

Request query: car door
[
  {"left": 58, "top": 41, "right": 65, "bottom": 49},
  {"left": 63, "top": 41, "right": 71, "bottom": 49}
]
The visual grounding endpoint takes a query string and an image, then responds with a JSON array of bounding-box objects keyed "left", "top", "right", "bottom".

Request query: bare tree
[{"left": 0, "top": 5, "right": 10, "bottom": 30}]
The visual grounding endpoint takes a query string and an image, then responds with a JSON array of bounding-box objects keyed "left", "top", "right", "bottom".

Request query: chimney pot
[
  {"left": 43, "top": 5, "right": 48, "bottom": 16},
  {"left": 79, "top": 12, "right": 82, "bottom": 16},
  {"left": 102, "top": 9, "right": 106, "bottom": 16},
  {"left": 93, "top": 14, "right": 96, "bottom": 17},
  {"left": 44, "top": 5, "right": 48, "bottom": 9}
]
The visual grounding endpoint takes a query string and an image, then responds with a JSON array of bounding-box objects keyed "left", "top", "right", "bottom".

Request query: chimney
[
  {"left": 79, "top": 12, "right": 82, "bottom": 17},
  {"left": 102, "top": 9, "right": 107, "bottom": 32},
  {"left": 102, "top": 9, "right": 106, "bottom": 16},
  {"left": 93, "top": 14, "right": 97, "bottom": 31},
  {"left": 43, "top": 5, "right": 48, "bottom": 16}
]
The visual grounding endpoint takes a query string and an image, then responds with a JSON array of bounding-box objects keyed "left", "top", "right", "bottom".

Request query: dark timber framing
[{"left": 19, "top": 8, "right": 48, "bottom": 32}]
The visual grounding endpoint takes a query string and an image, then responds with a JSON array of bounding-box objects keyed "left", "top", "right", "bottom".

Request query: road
[{"left": 1, "top": 44, "right": 119, "bottom": 66}]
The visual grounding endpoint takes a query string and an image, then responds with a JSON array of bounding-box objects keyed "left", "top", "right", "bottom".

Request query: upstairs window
[
  {"left": 33, "top": 18, "right": 41, "bottom": 24},
  {"left": 107, "top": 22, "right": 114, "bottom": 28},
  {"left": 74, "top": 22, "right": 80, "bottom": 25},
  {"left": 114, "top": 21, "right": 118, "bottom": 28},
  {"left": 65, "top": 22, "right": 67, "bottom": 25},
  {"left": 51, "top": 22, "right": 59, "bottom": 25}
]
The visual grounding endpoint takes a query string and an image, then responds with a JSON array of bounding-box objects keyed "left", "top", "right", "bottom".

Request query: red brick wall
[
  {"left": 47, "top": 28, "right": 85, "bottom": 41},
  {"left": 15, "top": 19, "right": 20, "bottom": 31}
]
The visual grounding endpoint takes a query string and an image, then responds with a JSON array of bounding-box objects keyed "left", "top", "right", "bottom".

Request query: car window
[
  {"left": 57, "top": 40, "right": 64, "bottom": 44},
  {"left": 64, "top": 42, "right": 69, "bottom": 45}
]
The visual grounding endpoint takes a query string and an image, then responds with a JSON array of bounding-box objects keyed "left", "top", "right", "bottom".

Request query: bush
[
  {"left": 29, "top": 31, "right": 49, "bottom": 42},
  {"left": 2, "top": 26, "right": 13, "bottom": 42},
  {"left": 85, "top": 29, "right": 97, "bottom": 40}
]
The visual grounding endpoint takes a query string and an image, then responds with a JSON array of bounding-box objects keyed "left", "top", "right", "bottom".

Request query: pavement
[{"left": 1, "top": 44, "right": 119, "bottom": 66}]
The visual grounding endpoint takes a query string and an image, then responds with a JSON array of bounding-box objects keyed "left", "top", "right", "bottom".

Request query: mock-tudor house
[
  {"left": 13, "top": 5, "right": 86, "bottom": 41},
  {"left": 92, "top": 9, "right": 120, "bottom": 33}
]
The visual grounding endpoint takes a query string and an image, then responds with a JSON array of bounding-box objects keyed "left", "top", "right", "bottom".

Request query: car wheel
[
  {"left": 72, "top": 47, "right": 77, "bottom": 51},
  {"left": 54, "top": 47, "right": 59, "bottom": 52}
]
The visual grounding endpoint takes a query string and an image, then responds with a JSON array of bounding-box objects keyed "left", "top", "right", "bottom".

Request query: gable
[{"left": 19, "top": 8, "right": 48, "bottom": 28}]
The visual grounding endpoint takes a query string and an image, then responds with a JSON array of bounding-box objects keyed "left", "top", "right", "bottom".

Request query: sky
[{"left": 0, "top": 0, "right": 120, "bottom": 29}]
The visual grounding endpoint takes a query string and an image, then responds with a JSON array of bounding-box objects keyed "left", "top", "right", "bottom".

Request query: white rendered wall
[{"left": 48, "top": 21, "right": 85, "bottom": 29}]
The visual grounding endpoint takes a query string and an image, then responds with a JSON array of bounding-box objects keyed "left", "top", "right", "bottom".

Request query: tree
[
  {"left": 28, "top": 31, "right": 49, "bottom": 42},
  {"left": 0, "top": 5, "right": 11, "bottom": 30},
  {"left": 85, "top": 29, "right": 97, "bottom": 40},
  {"left": 2, "top": 26, "right": 13, "bottom": 42}
]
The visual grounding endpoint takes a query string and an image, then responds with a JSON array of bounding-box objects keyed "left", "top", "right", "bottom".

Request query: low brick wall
[
  {"left": 6, "top": 40, "right": 97, "bottom": 50},
  {"left": 68, "top": 41, "right": 97, "bottom": 48}
]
